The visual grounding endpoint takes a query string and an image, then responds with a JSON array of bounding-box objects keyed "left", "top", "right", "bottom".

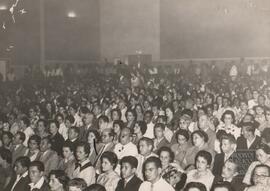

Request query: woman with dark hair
[
  {"left": 135, "top": 104, "right": 144, "bottom": 121},
  {"left": 85, "top": 184, "right": 106, "bottom": 191},
  {"left": 171, "top": 129, "right": 191, "bottom": 168},
  {"left": 58, "top": 142, "right": 76, "bottom": 179},
  {"left": 97, "top": 151, "right": 120, "bottom": 191},
  {"left": 133, "top": 121, "right": 147, "bottom": 145},
  {"left": 0, "top": 148, "right": 13, "bottom": 190},
  {"left": 125, "top": 109, "right": 137, "bottom": 129},
  {"left": 183, "top": 130, "right": 215, "bottom": 170},
  {"left": 216, "top": 110, "right": 241, "bottom": 140},
  {"left": 184, "top": 182, "right": 207, "bottom": 191},
  {"left": 49, "top": 170, "right": 70, "bottom": 191},
  {"left": 113, "top": 120, "right": 124, "bottom": 144},
  {"left": 185, "top": 150, "right": 215, "bottom": 191},
  {"left": 26, "top": 135, "right": 42, "bottom": 161},
  {"left": 87, "top": 129, "right": 103, "bottom": 164}
]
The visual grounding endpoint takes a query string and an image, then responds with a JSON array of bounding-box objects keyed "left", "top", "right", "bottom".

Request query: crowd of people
[{"left": 0, "top": 60, "right": 270, "bottom": 191}]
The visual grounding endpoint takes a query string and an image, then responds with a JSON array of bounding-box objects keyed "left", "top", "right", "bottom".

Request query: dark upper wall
[{"left": 160, "top": 0, "right": 270, "bottom": 59}]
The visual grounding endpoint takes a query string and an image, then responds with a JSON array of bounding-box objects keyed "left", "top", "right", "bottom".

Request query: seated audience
[
  {"left": 28, "top": 161, "right": 50, "bottom": 191},
  {"left": 0, "top": 148, "right": 14, "bottom": 190},
  {"left": 49, "top": 170, "right": 69, "bottom": 191},
  {"left": 58, "top": 142, "right": 76, "bottom": 179},
  {"left": 68, "top": 178, "right": 87, "bottom": 191}
]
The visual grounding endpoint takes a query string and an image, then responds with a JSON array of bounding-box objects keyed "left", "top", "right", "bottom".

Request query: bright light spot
[
  {"left": 67, "top": 11, "right": 77, "bottom": 18},
  {"left": 0, "top": 5, "right": 7, "bottom": 10}
]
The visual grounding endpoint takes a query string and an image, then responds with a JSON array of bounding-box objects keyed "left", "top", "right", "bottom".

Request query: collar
[
  {"left": 79, "top": 158, "right": 91, "bottom": 166},
  {"left": 29, "top": 176, "right": 45, "bottom": 190},
  {"left": 71, "top": 138, "right": 77, "bottom": 142},
  {"left": 21, "top": 171, "right": 28, "bottom": 178},
  {"left": 125, "top": 175, "right": 135, "bottom": 184}
]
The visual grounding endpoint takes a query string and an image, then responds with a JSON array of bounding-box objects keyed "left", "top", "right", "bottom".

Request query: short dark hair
[
  {"left": 125, "top": 109, "right": 137, "bottom": 121},
  {"left": 0, "top": 148, "right": 12, "bottom": 164},
  {"left": 111, "top": 108, "right": 122, "bottom": 120},
  {"left": 175, "top": 129, "right": 190, "bottom": 142},
  {"left": 15, "top": 156, "right": 31, "bottom": 169},
  {"left": 76, "top": 142, "right": 90, "bottom": 156},
  {"left": 120, "top": 156, "right": 138, "bottom": 169},
  {"left": 37, "top": 118, "right": 47, "bottom": 127},
  {"left": 68, "top": 178, "right": 87, "bottom": 190},
  {"left": 184, "top": 182, "right": 207, "bottom": 191},
  {"left": 85, "top": 184, "right": 106, "bottom": 191},
  {"left": 29, "top": 161, "right": 45, "bottom": 172},
  {"left": 28, "top": 135, "right": 41, "bottom": 146},
  {"left": 16, "top": 131, "right": 26, "bottom": 143},
  {"left": 113, "top": 120, "right": 125, "bottom": 131},
  {"left": 157, "top": 146, "right": 175, "bottom": 163},
  {"left": 63, "top": 141, "right": 75, "bottom": 153},
  {"left": 241, "top": 122, "right": 256, "bottom": 134},
  {"left": 261, "top": 128, "right": 270, "bottom": 143},
  {"left": 191, "top": 130, "right": 209, "bottom": 144},
  {"left": 211, "top": 182, "right": 234, "bottom": 191},
  {"left": 154, "top": 123, "right": 165, "bottom": 130},
  {"left": 221, "top": 110, "right": 236, "bottom": 124},
  {"left": 135, "top": 121, "right": 147, "bottom": 135},
  {"left": 251, "top": 164, "right": 270, "bottom": 186},
  {"left": 70, "top": 126, "right": 80, "bottom": 135},
  {"left": 101, "top": 151, "right": 118, "bottom": 170},
  {"left": 98, "top": 115, "right": 109, "bottom": 123},
  {"left": 49, "top": 170, "right": 70, "bottom": 189},
  {"left": 143, "top": 156, "right": 162, "bottom": 169},
  {"left": 139, "top": 137, "right": 154, "bottom": 150},
  {"left": 195, "top": 150, "right": 212, "bottom": 166},
  {"left": 221, "top": 134, "right": 236, "bottom": 145}
]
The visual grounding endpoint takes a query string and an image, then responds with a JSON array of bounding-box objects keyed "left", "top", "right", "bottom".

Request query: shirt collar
[
  {"left": 29, "top": 176, "right": 45, "bottom": 190},
  {"left": 80, "top": 158, "right": 90, "bottom": 166}
]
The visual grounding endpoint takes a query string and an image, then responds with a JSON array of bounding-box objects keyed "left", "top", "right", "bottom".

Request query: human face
[
  {"left": 76, "top": 146, "right": 88, "bottom": 162},
  {"left": 160, "top": 151, "right": 171, "bottom": 168},
  {"left": 193, "top": 133, "right": 204, "bottom": 147},
  {"left": 224, "top": 114, "right": 233, "bottom": 125},
  {"left": 134, "top": 123, "right": 141, "bottom": 134},
  {"left": 221, "top": 139, "right": 234, "bottom": 154},
  {"left": 198, "top": 115, "right": 208, "bottom": 130},
  {"left": 65, "top": 119, "right": 72, "bottom": 129},
  {"left": 98, "top": 119, "right": 107, "bottom": 130},
  {"left": 144, "top": 113, "right": 152, "bottom": 124},
  {"left": 13, "top": 134, "right": 22, "bottom": 145},
  {"left": 177, "top": 134, "right": 187, "bottom": 145},
  {"left": 84, "top": 113, "right": 94, "bottom": 125},
  {"left": 40, "top": 139, "right": 50, "bottom": 152},
  {"left": 154, "top": 127, "right": 163, "bottom": 139},
  {"left": 111, "top": 111, "right": 120, "bottom": 121},
  {"left": 253, "top": 166, "right": 270, "bottom": 186},
  {"left": 28, "top": 139, "right": 39, "bottom": 151},
  {"left": 29, "top": 166, "right": 43, "bottom": 184},
  {"left": 69, "top": 186, "right": 82, "bottom": 191},
  {"left": 213, "top": 188, "right": 229, "bottom": 191},
  {"left": 101, "top": 130, "right": 113, "bottom": 144},
  {"left": 87, "top": 132, "right": 96, "bottom": 144},
  {"left": 196, "top": 156, "right": 208, "bottom": 172},
  {"left": 179, "top": 119, "right": 189, "bottom": 130},
  {"left": 126, "top": 112, "right": 135, "bottom": 122},
  {"left": 49, "top": 123, "right": 58, "bottom": 135},
  {"left": 139, "top": 140, "right": 151, "bottom": 156},
  {"left": 101, "top": 158, "right": 113, "bottom": 172},
  {"left": 68, "top": 129, "right": 78, "bottom": 140},
  {"left": 37, "top": 121, "right": 45, "bottom": 132},
  {"left": 242, "top": 126, "right": 252, "bottom": 139},
  {"left": 256, "top": 149, "right": 270, "bottom": 164},
  {"left": 120, "top": 129, "right": 131, "bottom": 145},
  {"left": 121, "top": 162, "right": 135, "bottom": 179},
  {"left": 240, "top": 102, "right": 248, "bottom": 111},
  {"left": 187, "top": 188, "right": 201, "bottom": 191},
  {"left": 113, "top": 124, "right": 121, "bottom": 134},
  {"left": 49, "top": 174, "right": 63, "bottom": 191},
  {"left": 255, "top": 106, "right": 264, "bottom": 115},
  {"left": 266, "top": 111, "right": 270, "bottom": 121},
  {"left": 14, "top": 162, "right": 27, "bottom": 175},
  {"left": 63, "top": 147, "right": 73, "bottom": 159},
  {"left": 253, "top": 91, "right": 259, "bottom": 100},
  {"left": 222, "top": 161, "right": 237, "bottom": 180},
  {"left": 144, "top": 162, "right": 161, "bottom": 183}
]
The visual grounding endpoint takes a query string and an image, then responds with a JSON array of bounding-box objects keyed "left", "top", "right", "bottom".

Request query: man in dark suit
[
  {"left": 27, "top": 161, "right": 50, "bottom": 191},
  {"left": 116, "top": 156, "right": 142, "bottom": 191},
  {"left": 48, "top": 120, "right": 65, "bottom": 156},
  {"left": 5, "top": 156, "right": 31, "bottom": 191},
  {"left": 11, "top": 132, "right": 28, "bottom": 164},
  {"left": 213, "top": 134, "right": 237, "bottom": 176},
  {"left": 80, "top": 111, "right": 97, "bottom": 142},
  {"left": 214, "top": 160, "right": 246, "bottom": 191},
  {"left": 236, "top": 122, "right": 261, "bottom": 151},
  {"left": 66, "top": 127, "right": 80, "bottom": 149}
]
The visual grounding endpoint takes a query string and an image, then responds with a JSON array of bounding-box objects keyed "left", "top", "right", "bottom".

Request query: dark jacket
[
  {"left": 115, "top": 175, "right": 142, "bottom": 191},
  {"left": 213, "top": 152, "right": 236, "bottom": 176},
  {"left": 5, "top": 174, "right": 31, "bottom": 191},
  {"left": 50, "top": 132, "right": 65, "bottom": 156},
  {"left": 236, "top": 135, "right": 261, "bottom": 151}
]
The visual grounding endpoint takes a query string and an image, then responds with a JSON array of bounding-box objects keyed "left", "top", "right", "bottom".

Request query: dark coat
[
  {"left": 236, "top": 136, "right": 261, "bottom": 151},
  {"left": 5, "top": 174, "right": 31, "bottom": 191},
  {"left": 115, "top": 175, "right": 142, "bottom": 191},
  {"left": 50, "top": 132, "right": 65, "bottom": 156},
  {"left": 212, "top": 152, "right": 236, "bottom": 176}
]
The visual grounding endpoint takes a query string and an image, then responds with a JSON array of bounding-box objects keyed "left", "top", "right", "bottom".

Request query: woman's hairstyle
[
  {"left": 68, "top": 178, "right": 87, "bottom": 190},
  {"left": 175, "top": 129, "right": 190, "bottom": 142},
  {"left": 113, "top": 120, "right": 125, "bottom": 131},
  {"left": 0, "top": 148, "right": 12, "bottom": 164},
  {"left": 101, "top": 151, "right": 118, "bottom": 170},
  {"left": 221, "top": 110, "right": 236, "bottom": 124},
  {"left": 157, "top": 146, "right": 175, "bottom": 163},
  {"left": 85, "top": 184, "right": 106, "bottom": 191},
  {"left": 184, "top": 182, "right": 207, "bottom": 191},
  {"left": 111, "top": 108, "right": 122, "bottom": 120},
  {"left": 195, "top": 150, "right": 212, "bottom": 166},
  {"left": 49, "top": 170, "right": 70, "bottom": 190},
  {"left": 125, "top": 108, "right": 137, "bottom": 121},
  {"left": 191, "top": 130, "right": 209, "bottom": 144},
  {"left": 256, "top": 143, "right": 270, "bottom": 155},
  {"left": 28, "top": 135, "right": 41, "bottom": 147},
  {"left": 135, "top": 121, "right": 147, "bottom": 135},
  {"left": 87, "top": 129, "right": 101, "bottom": 143},
  {"left": 210, "top": 182, "right": 234, "bottom": 191}
]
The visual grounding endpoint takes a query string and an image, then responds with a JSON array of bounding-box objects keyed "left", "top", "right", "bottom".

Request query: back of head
[{"left": 85, "top": 184, "right": 106, "bottom": 191}]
